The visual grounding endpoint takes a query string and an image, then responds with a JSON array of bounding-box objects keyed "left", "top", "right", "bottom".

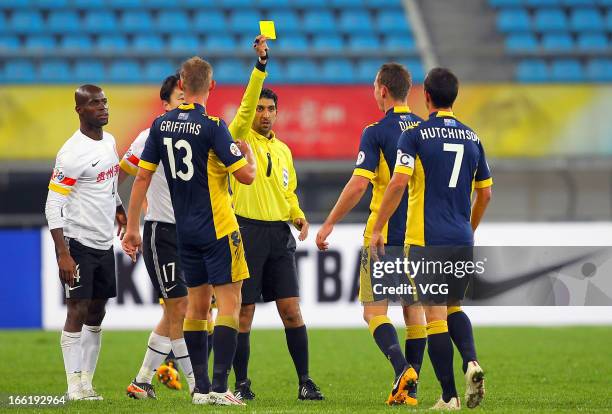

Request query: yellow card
[{"left": 259, "top": 21, "right": 276, "bottom": 40}]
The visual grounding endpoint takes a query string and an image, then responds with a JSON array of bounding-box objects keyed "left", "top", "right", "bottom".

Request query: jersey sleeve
[
  {"left": 138, "top": 123, "right": 161, "bottom": 172},
  {"left": 284, "top": 147, "right": 305, "bottom": 221},
  {"left": 352, "top": 125, "right": 380, "bottom": 180},
  {"left": 394, "top": 128, "right": 418, "bottom": 176},
  {"left": 211, "top": 118, "right": 248, "bottom": 173},
  {"left": 119, "top": 129, "right": 149, "bottom": 176},
  {"left": 474, "top": 141, "right": 493, "bottom": 188},
  {"left": 228, "top": 67, "right": 267, "bottom": 141},
  {"left": 48, "top": 148, "right": 85, "bottom": 195}
]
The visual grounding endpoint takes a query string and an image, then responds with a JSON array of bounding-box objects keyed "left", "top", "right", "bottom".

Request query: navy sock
[
  {"left": 211, "top": 318, "right": 238, "bottom": 393},
  {"left": 369, "top": 316, "right": 408, "bottom": 378},
  {"left": 405, "top": 325, "right": 427, "bottom": 374},
  {"left": 207, "top": 332, "right": 214, "bottom": 359},
  {"left": 285, "top": 325, "right": 309, "bottom": 381},
  {"left": 183, "top": 319, "right": 210, "bottom": 393},
  {"left": 233, "top": 332, "right": 250, "bottom": 383},
  {"left": 447, "top": 309, "right": 477, "bottom": 373},
  {"left": 427, "top": 320, "right": 457, "bottom": 403}
]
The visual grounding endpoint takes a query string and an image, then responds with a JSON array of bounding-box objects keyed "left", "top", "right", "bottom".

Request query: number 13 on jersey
[{"left": 163, "top": 137, "right": 193, "bottom": 181}]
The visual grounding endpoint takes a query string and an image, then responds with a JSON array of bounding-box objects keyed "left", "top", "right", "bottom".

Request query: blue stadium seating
[
  {"left": 605, "top": 9, "right": 612, "bottom": 30},
  {"left": 96, "top": 35, "right": 129, "bottom": 52},
  {"left": 119, "top": 11, "right": 153, "bottom": 33},
  {"left": 193, "top": 11, "right": 226, "bottom": 33},
  {"left": 322, "top": 59, "right": 355, "bottom": 83},
  {"left": 525, "top": 0, "right": 560, "bottom": 6},
  {"left": 0, "top": 0, "right": 30, "bottom": 9},
  {"left": 303, "top": 11, "right": 337, "bottom": 34},
  {"left": 132, "top": 35, "right": 164, "bottom": 52},
  {"left": 60, "top": 35, "right": 94, "bottom": 51},
  {"left": 339, "top": 11, "right": 373, "bottom": 34},
  {"left": 383, "top": 35, "right": 416, "bottom": 51},
  {"left": 586, "top": 58, "right": 612, "bottom": 81},
  {"left": 228, "top": 10, "right": 263, "bottom": 34},
  {"left": 562, "top": 0, "right": 596, "bottom": 5},
  {"left": 534, "top": 9, "right": 568, "bottom": 32},
  {"left": 83, "top": 11, "right": 118, "bottom": 33},
  {"left": 71, "top": 0, "right": 107, "bottom": 9},
  {"left": 144, "top": 60, "right": 176, "bottom": 82},
  {"left": 37, "top": 0, "right": 69, "bottom": 8},
  {"left": 570, "top": 8, "right": 604, "bottom": 31},
  {"left": 48, "top": 11, "right": 81, "bottom": 34},
  {"left": 74, "top": 60, "right": 105, "bottom": 83},
  {"left": 506, "top": 33, "right": 539, "bottom": 50},
  {"left": 263, "top": 60, "right": 285, "bottom": 83},
  {"left": 109, "top": 60, "right": 141, "bottom": 82},
  {"left": 4, "top": 60, "right": 35, "bottom": 83},
  {"left": 258, "top": 0, "right": 290, "bottom": 8},
  {"left": 108, "top": 0, "right": 142, "bottom": 9},
  {"left": 355, "top": 59, "right": 381, "bottom": 83},
  {"left": 402, "top": 59, "right": 425, "bottom": 82},
  {"left": 157, "top": 11, "right": 190, "bottom": 33},
  {"left": 214, "top": 59, "right": 248, "bottom": 83},
  {"left": 168, "top": 35, "right": 199, "bottom": 53},
  {"left": 277, "top": 35, "right": 309, "bottom": 52},
  {"left": 577, "top": 33, "right": 608, "bottom": 49},
  {"left": 375, "top": 10, "right": 411, "bottom": 34},
  {"left": 291, "top": 0, "right": 328, "bottom": 8},
  {"left": 366, "top": 0, "right": 402, "bottom": 6},
  {"left": 348, "top": 35, "right": 380, "bottom": 51},
  {"left": 10, "top": 11, "right": 45, "bottom": 34},
  {"left": 0, "top": 12, "right": 5, "bottom": 32},
  {"left": 39, "top": 60, "right": 71, "bottom": 83},
  {"left": 203, "top": 35, "right": 237, "bottom": 52},
  {"left": 498, "top": 9, "right": 531, "bottom": 32},
  {"left": 286, "top": 59, "right": 319, "bottom": 83},
  {"left": 25, "top": 35, "right": 56, "bottom": 51},
  {"left": 490, "top": 0, "right": 523, "bottom": 6},
  {"left": 268, "top": 11, "right": 300, "bottom": 35},
  {"left": 550, "top": 59, "right": 584, "bottom": 81},
  {"left": 516, "top": 59, "right": 549, "bottom": 82},
  {"left": 542, "top": 33, "right": 574, "bottom": 49},
  {"left": 0, "top": 36, "right": 20, "bottom": 51},
  {"left": 331, "top": 0, "right": 365, "bottom": 8},
  {"left": 313, "top": 35, "right": 344, "bottom": 51}
]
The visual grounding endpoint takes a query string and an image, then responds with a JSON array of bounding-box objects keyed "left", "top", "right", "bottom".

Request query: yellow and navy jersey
[
  {"left": 353, "top": 106, "right": 423, "bottom": 245},
  {"left": 139, "top": 102, "right": 247, "bottom": 246},
  {"left": 395, "top": 111, "right": 493, "bottom": 246}
]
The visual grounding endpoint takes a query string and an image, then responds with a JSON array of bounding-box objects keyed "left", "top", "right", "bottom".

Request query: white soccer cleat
[
  {"left": 430, "top": 396, "right": 461, "bottom": 410},
  {"left": 464, "top": 361, "right": 485, "bottom": 408},
  {"left": 65, "top": 390, "right": 85, "bottom": 401},
  {"left": 81, "top": 388, "right": 104, "bottom": 400},
  {"left": 192, "top": 392, "right": 211, "bottom": 405},
  {"left": 208, "top": 390, "right": 246, "bottom": 406}
]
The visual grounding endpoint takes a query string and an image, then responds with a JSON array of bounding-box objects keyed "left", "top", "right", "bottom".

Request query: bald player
[{"left": 45, "top": 85, "right": 127, "bottom": 401}]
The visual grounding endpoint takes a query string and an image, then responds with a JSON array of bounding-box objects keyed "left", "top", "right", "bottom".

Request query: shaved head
[
  {"left": 75, "top": 84, "right": 103, "bottom": 106},
  {"left": 75, "top": 84, "right": 109, "bottom": 129}
]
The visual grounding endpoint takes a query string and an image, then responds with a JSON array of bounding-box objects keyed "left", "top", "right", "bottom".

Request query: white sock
[
  {"left": 80, "top": 325, "right": 102, "bottom": 389},
  {"left": 136, "top": 332, "right": 172, "bottom": 384},
  {"left": 61, "top": 331, "right": 82, "bottom": 394},
  {"left": 171, "top": 338, "right": 195, "bottom": 393}
]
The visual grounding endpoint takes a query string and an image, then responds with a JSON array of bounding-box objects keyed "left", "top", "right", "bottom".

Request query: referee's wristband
[{"left": 256, "top": 57, "right": 267, "bottom": 72}]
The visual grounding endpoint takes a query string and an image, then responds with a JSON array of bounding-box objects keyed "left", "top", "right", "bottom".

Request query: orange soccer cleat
[{"left": 157, "top": 361, "right": 182, "bottom": 390}]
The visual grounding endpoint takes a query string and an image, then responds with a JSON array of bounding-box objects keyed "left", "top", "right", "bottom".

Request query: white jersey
[
  {"left": 47, "top": 130, "right": 121, "bottom": 250},
  {"left": 120, "top": 128, "right": 175, "bottom": 224}
]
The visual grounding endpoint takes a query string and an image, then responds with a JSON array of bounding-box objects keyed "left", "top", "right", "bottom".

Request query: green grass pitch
[{"left": 1, "top": 327, "right": 611, "bottom": 413}]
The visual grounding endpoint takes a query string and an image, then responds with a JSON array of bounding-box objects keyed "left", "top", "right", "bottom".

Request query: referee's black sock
[
  {"left": 447, "top": 306, "right": 477, "bottom": 373},
  {"left": 211, "top": 316, "right": 238, "bottom": 393},
  {"left": 183, "top": 319, "right": 210, "bottom": 393},
  {"left": 233, "top": 332, "right": 250, "bottom": 383},
  {"left": 285, "top": 325, "right": 309, "bottom": 382},
  {"left": 369, "top": 316, "right": 408, "bottom": 378},
  {"left": 427, "top": 320, "right": 457, "bottom": 403}
]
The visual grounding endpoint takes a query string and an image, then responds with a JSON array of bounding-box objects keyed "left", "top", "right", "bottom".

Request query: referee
[{"left": 230, "top": 89, "right": 323, "bottom": 401}]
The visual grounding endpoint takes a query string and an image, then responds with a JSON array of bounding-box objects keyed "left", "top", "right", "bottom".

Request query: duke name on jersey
[
  {"left": 395, "top": 111, "right": 493, "bottom": 246},
  {"left": 353, "top": 106, "right": 422, "bottom": 245},
  {"left": 48, "top": 129, "right": 121, "bottom": 249},
  {"left": 138, "top": 103, "right": 247, "bottom": 246}
]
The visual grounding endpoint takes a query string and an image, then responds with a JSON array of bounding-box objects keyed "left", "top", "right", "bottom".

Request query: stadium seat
[
  {"left": 312, "top": 34, "right": 344, "bottom": 51},
  {"left": 236, "top": 34, "right": 258, "bottom": 51},
  {"left": 39, "top": 60, "right": 71, "bottom": 83},
  {"left": 214, "top": 59, "right": 247, "bottom": 84},
  {"left": 193, "top": 11, "right": 226, "bottom": 33},
  {"left": 0, "top": 36, "right": 20, "bottom": 51},
  {"left": 303, "top": 11, "right": 337, "bottom": 34},
  {"left": 0, "top": 0, "right": 30, "bottom": 9},
  {"left": 24, "top": 35, "right": 56, "bottom": 51},
  {"left": 10, "top": 11, "right": 44, "bottom": 34},
  {"left": 202, "top": 35, "right": 237, "bottom": 52},
  {"left": 607, "top": 9, "right": 612, "bottom": 30},
  {"left": 132, "top": 35, "right": 165, "bottom": 52},
  {"left": 60, "top": 35, "right": 94, "bottom": 51},
  {"left": 109, "top": 60, "right": 141, "bottom": 82},
  {"left": 562, "top": 0, "right": 595, "bottom": 5},
  {"left": 497, "top": 9, "right": 531, "bottom": 32},
  {"left": 348, "top": 35, "right": 380, "bottom": 51},
  {"left": 96, "top": 35, "right": 129, "bottom": 52},
  {"left": 489, "top": 0, "right": 524, "bottom": 7},
  {"left": 533, "top": 9, "right": 568, "bottom": 32},
  {"left": 36, "top": 0, "right": 69, "bottom": 8},
  {"left": 291, "top": 0, "right": 329, "bottom": 7},
  {"left": 585, "top": 58, "right": 612, "bottom": 81},
  {"left": 144, "top": 60, "right": 176, "bottom": 82},
  {"left": 577, "top": 33, "right": 608, "bottom": 49},
  {"left": 168, "top": 34, "right": 199, "bottom": 53},
  {"left": 516, "top": 59, "right": 549, "bottom": 82},
  {"left": 4, "top": 60, "right": 35, "bottom": 83},
  {"left": 258, "top": 0, "right": 290, "bottom": 8},
  {"left": 542, "top": 33, "right": 574, "bottom": 49},
  {"left": 72, "top": 0, "right": 105, "bottom": 9},
  {"left": 366, "top": 0, "right": 402, "bottom": 6},
  {"left": 339, "top": 10, "right": 373, "bottom": 34},
  {"left": 401, "top": 59, "right": 425, "bottom": 82},
  {"left": 355, "top": 59, "right": 382, "bottom": 83},
  {"left": 0, "top": 12, "right": 5, "bottom": 32},
  {"left": 383, "top": 34, "right": 416, "bottom": 51},
  {"left": 228, "top": 10, "right": 263, "bottom": 34},
  {"left": 47, "top": 11, "right": 81, "bottom": 34},
  {"left": 277, "top": 34, "right": 308, "bottom": 52},
  {"left": 263, "top": 60, "right": 285, "bottom": 83},
  {"left": 156, "top": 11, "right": 190, "bottom": 33},
  {"left": 267, "top": 11, "right": 300, "bottom": 35},
  {"left": 220, "top": 0, "right": 252, "bottom": 8},
  {"left": 506, "top": 33, "right": 539, "bottom": 50},
  {"left": 83, "top": 11, "right": 118, "bottom": 33},
  {"left": 107, "top": 0, "right": 142, "bottom": 9},
  {"left": 570, "top": 8, "right": 604, "bottom": 32},
  {"left": 375, "top": 11, "right": 411, "bottom": 34},
  {"left": 286, "top": 58, "right": 319, "bottom": 83},
  {"left": 550, "top": 59, "right": 584, "bottom": 82},
  {"left": 74, "top": 60, "right": 105, "bottom": 82},
  {"left": 331, "top": 0, "right": 365, "bottom": 8},
  {"left": 148, "top": 0, "right": 213, "bottom": 7},
  {"left": 525, "top": 0, "right": 559, "bottom": 6},
  {"left": 322, "top": 59, "right": 355, "bottom": 83},
  {"left": 119, "top": 11, "right": 154, "bottom": 33}
]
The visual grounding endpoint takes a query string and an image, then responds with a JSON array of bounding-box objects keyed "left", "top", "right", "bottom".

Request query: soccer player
[
  {"left": 230, "top": 88, "right": 324, "bottom": 401},
  {"left": 315, "top": 63, "right": 424, "bottom": 406},
  {"left": 45, "top": 85, "right": 127, "bottom": 400},
  {"left": 370, "top": 68, "right": 492, "bottom": 410},
  {"left": 122, "top": 56, "right": 256, "bottom": 406},
  {"left": 121, "top": 36, "right": 271, "bottom": 399}
]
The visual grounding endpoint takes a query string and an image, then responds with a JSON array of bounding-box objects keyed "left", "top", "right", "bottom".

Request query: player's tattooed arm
[{"left": 49, "top": 228, "right": 77, "bottom": 286}]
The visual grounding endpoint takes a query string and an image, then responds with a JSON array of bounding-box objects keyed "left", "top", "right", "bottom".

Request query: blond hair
[{"left": 180, "top": 57, "right": 213, "bottom": 95}]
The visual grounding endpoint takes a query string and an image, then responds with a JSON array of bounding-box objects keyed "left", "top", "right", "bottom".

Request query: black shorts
[
  {"left": 407, "top": 245, "right": 474, "bottom": 305},
  {"left": 63, "top": 238, "right": 116, "bottom": 300},
  {"left": 238, "top": 216, "right": 299, "bottom": 305},
  {"left": 143, "top": 221, "right": 188, "bottom": 299}
]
